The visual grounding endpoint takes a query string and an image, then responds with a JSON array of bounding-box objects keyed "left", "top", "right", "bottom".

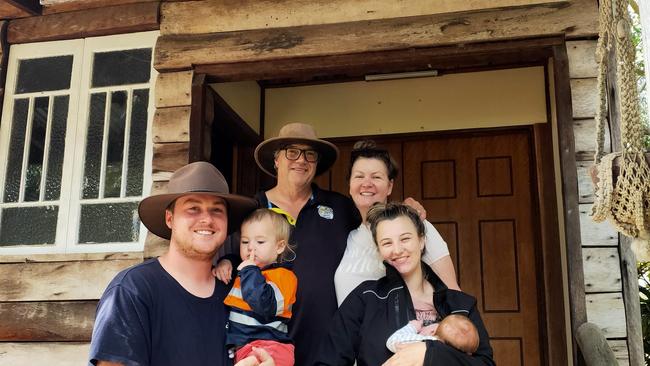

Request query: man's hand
[
  {"left": 233, "top": 347, "right": 276, "bottom": 366},
  {"left": 382, "top": 342, "right": 427, "bottom": 366},
  {"left": 213, "top": 259, "right": 233, "bottom": 284},
  {"left": 403, "top": 197, "right": 426, "bottom": 220},
  {"left": 237, "top": 248, "right": 257, "bottom": 270}
]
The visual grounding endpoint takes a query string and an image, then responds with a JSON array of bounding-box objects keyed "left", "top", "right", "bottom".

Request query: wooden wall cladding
[
  {"left": 7, "top": 2, "right": 159, "bottom": 44},
  {"left": 0, "top": 259, "right": 138, "bottom": 301},
  {"left": 0, "top": 342, "right": 89, "bottom": 365},
  {"left": 566, "top": 40, "right": 598, "bottom": 78},
  {"left": 582, "top": 247, "right": 622, "bottom": 293},
  {"left": 585, "top": 293, "right": 627, "bottom": 338},
  {"left": 579, "top": 204, "right": 619, "bottom": 247},
  {"left": 154, "top": 71, "right": 193, "bottom": 108},
  {"left": 570, "top": 78, "right": 598, "bottom": 119},
  {"left": 573, "top": 118, "right": 611, "bottom": 161},
  {"left": 160, "top": 0, "right": 569, "bottom": 35},
  {"left": 153, "top": 106, "right": 191, "bottom": 143},
  {"left": 0, "top": 301, "right": 96, "bottom": 341},
  {"left": 154, "top": 0, "right": 597, "bottom": 71}
]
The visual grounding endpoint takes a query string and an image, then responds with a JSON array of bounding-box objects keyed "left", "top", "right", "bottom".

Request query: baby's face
[{"left": 418, "top": 323, "right": 438, "bottom": 336}]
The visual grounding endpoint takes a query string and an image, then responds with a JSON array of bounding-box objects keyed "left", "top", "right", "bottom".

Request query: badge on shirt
[{"left": 317, "top": 205, "right": 334, "bottom": 219}]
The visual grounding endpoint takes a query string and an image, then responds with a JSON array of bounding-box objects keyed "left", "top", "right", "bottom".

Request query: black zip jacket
[{"left": 314, "top": 262, "right": 495, "bottom": 366}]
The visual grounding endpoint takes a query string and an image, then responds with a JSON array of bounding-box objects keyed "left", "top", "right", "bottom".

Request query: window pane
[
  {"left": 78, "top": 202, "right": 140, "bottom": 243},
  {"left": 91, "top": 48, "right": 152, "bottom": 88},
  {"left": 4, "top": 99, "right": 29, "bottom": 203},
  {"left": 82, "top": 93, "right": 106, "bottom": 199},
  {"left": 0, "top": 206, "right": 58, "bottom": 245},
  {"left": 126, "top": 89, "right": 149, "bottom": 197},
  {"left": 24, "top": 97, "right": 49, "bottom": 202},
  {"left": 104, "top": 91, "right": 127, "bottom": 198},
  {"left": 45, "top": 96, "right": 69, "bottom": 201},
  {"left": 16, "top": 56, "right": 73, "bottom": 94}
]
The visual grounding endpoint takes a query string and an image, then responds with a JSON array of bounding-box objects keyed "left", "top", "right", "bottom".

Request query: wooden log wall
[
  {"left": 0, "top": 2, "right": 161, "bottom": 363},
  {"left": 566, "top": 40, "right": 630, "bottom": 365}
]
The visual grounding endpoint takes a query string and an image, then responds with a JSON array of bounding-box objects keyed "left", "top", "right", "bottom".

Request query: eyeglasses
[{"left": 283, "top": 147, "right": 319, "bottom": 162}]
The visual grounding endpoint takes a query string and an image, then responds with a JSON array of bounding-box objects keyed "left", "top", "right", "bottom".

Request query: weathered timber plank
[
  {"left": 153, "top": 106, "right": 190, "bottom": 143},
  {"left": 7, "top": 2, "right": 159, "bottom": 44},
  {"left": 620, "top": 237, "right": 644, "bottom": 366},
  {"left": 579, "top": 204, "right": 619, "bottom": 246},
  {"left": 144, "top": 231, "right": 168, "bottom": 259},
  {"left": 608, "top": 340, "right": 630, "bottom": 366},
  {"left": 155, "top": 0, "right": 598, "bottom": 71},
  {"left": 585, "top": 292, "right": 627, "bottom": 338},
  {"left": 0, "top": 342, "right": 89, "bottom": 365},
  {"left": 582, "top": 247, "right": 622, "bottom": 293},
  {"left": 0, "top": 3, "right": 33, "bottom": 19},
  {"left": 577, "top": 161, "right": 594, "bottom": 204},
  {"left": 0, "top": 259, "right": 139, "bottom": 301},
  {"left": 42, "top": 0, "right": 157, "bottom": 15},
  {"left": 152, "top": 142, "right": 189, "bottom": 177},
  {"left": 0, "top": 251, "right": 141, "bottom": 264},
  {"left": 154, "top": 71, "right": 193, "bottom": 108},
  {"left": 161, "top": 0, "right": 568, "bottom": 35},
  {"left": 574, "top": 118, "right": 611, "bottom": 161},
  {"left": 0, "top": 301, "right": 96, "bottom": 341},
  {"left": 567, "top": 40, "right": 598, "bottom": 78},
  {"left": 571, "top": 78, "right": 598, "bottom": 119}
]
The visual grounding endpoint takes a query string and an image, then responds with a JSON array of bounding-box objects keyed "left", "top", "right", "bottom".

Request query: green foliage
[
  {"left": 629, "top": 3, "right": 650, "bottom": 148},
  {"left": 639, "top": 261, "right": 650, "bottom": 363}
]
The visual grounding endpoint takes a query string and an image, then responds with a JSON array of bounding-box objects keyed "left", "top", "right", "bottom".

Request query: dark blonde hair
[
  {"left": 241, "top": 208, "right": 295, "bottom": 262},
  {"left": 348, "top": 140, "right": 399, "bottom": 181},
  {"left": 366, "top": 202, "right": 425, "bottom": 245}
]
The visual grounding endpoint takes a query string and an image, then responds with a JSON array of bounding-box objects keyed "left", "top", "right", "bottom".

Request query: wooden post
[{"left": 553, "top": 43, "right": 588, "bottom": 365}]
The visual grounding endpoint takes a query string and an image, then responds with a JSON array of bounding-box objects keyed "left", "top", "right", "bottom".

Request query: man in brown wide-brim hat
[{"left": 89, "top": 161, "right": 273, "bottom": 366}]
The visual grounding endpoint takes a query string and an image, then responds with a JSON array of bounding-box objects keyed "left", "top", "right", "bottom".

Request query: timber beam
[{"left": 154, "top": 0, "right": 597, "bottom": 72}]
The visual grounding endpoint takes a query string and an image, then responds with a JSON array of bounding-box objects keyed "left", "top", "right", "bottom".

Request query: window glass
[
  {"left": 0, "top": 206, "right": 58, "bottom": 245},
  {"left": 45, "top": 96, "right": 69, "bottom": 201},
  {"left": 126, "top": 89, "right": 149, "bottom": 196},
  {"left": 105, "top": 91, "right": 127, "bottom": 198},
  {"left": 24, "top": 97, "right": 49, "bottom": 202},
  {"left": 16, "top": 56, "right": 73, "bottom": 94},
  {"left": 4, "top": 99, "right": 29, "bottom": 203},
  {"left": 91, "top": 48, "right": 152, "bottom": 87},
  {"left": 82, "top": 93, "right": 106, "bottom": 199},
  {"left": 78, "top": 202, "right": 140, "bottom": 243}
]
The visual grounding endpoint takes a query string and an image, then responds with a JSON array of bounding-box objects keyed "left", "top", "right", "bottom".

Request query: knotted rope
[{"left": 591, "top": 0, "right": 650, "bottom": 239}]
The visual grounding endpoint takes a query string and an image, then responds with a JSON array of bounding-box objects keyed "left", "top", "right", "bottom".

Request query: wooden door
[
  {"left": 318, "top": 129, "right": 542, "bottom": 365},
  {"left": 402, "top": 130, "right": 540, "bottom": 366}
]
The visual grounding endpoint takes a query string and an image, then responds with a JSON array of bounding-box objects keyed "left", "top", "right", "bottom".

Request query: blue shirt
[{"left": 89, "top": 258, "right": 230, "bottom": 366}]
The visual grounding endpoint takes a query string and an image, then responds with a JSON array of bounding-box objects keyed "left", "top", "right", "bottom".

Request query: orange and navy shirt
[{"left": 224, "top": 262, "right": 297, "bottom": 346}]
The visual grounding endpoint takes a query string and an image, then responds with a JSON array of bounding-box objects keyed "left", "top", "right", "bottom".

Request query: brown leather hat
[
  {"left": 254, "top": 122, "right": 339, "bottom": 177},
  {"left": 138, "top": 161, "right": 258, "bottom": 239}
]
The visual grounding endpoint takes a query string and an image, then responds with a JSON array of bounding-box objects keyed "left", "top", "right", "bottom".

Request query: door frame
[{"left": 188, "top": 37, "right": 581, "bottom": 365}]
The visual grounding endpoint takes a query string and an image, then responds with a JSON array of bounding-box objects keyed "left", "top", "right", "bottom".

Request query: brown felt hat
[
  {"left": 254, "top": 122, "right": 339, "bottom": 177},
  {"left": 138, "top": 161, "right": 257, "bottom": 239}
]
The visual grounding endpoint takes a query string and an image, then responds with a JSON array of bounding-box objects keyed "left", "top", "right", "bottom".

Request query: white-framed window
[{"left": 0, "top": 31, "right": 158, "bottom": 254}]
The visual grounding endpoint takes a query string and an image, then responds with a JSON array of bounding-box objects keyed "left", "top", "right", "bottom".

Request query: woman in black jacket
[{"left": 315, "top": 203, "right": 495, "bottom": 366}]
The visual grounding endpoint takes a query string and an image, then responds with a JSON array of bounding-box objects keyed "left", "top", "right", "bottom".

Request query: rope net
[{"left": 591, "top": 0, "right": 650, "bottom": 239}]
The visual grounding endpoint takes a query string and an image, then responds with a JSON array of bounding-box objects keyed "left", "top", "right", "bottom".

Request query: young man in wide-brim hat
[{"left": 89, "top": 162, "right": 258, "bottom": 366}]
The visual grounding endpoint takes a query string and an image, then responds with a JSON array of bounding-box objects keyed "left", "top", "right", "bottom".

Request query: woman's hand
[
  {"left": 403, "top": 197, "right": 427, "bottom": 220},
  {"left": 212, "top": 259, "right": 233, "bottom": 284},
  {"left": 382, "top": 342, "right": 427, "bottom": 366}
]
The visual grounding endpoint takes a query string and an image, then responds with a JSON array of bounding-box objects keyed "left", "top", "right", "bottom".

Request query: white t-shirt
[{"left": 334, "top": 220, "right": 450, "bottom": 306}]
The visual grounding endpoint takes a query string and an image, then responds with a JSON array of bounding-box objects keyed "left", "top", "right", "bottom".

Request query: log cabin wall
[{"left": 567, "top": 40, "right": 635, "bottom": 365}]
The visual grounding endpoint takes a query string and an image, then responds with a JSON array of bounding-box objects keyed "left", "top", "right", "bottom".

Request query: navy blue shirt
[
  {"left": 256, "top": 184, "right": 360, "bottom": 365},
  {"left": 89, "top": 259, "right": 230, "bottom": 366}
]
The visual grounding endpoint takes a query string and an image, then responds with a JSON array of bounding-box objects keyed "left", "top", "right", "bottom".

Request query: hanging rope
[{"left": 591, "top": 0, "right": 650, "bottom": 239}]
